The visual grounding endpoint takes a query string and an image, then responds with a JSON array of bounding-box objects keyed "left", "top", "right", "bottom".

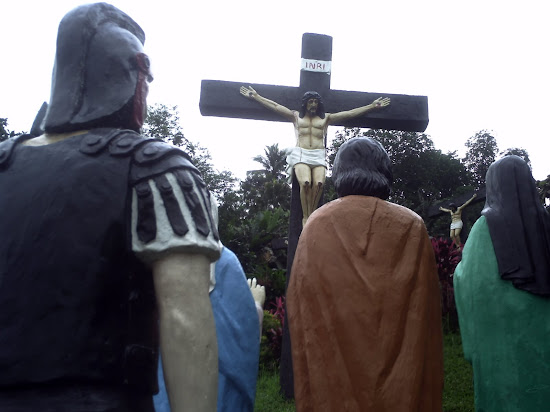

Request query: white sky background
[{"left": 1, "top": 0, "right": 548, "bottom": 181}]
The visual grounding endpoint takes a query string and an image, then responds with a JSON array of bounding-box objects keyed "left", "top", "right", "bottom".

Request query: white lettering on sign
[{"left": 301, "top": 58, "right": 331, "bottom": 74}]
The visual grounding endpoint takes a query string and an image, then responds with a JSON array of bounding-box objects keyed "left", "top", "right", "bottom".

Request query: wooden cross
[
  {"left": 200, "top": 34, "right": 428, "bottom": 131},
  {"left": 199, "top": 33, "right": 429, "bottom": 399}
]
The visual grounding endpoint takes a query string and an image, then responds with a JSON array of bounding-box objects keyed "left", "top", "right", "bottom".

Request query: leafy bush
[
  {"left": 431, "top": 237, "right": 461, "bottom": 332},
  {"left": 259, "top": 296, "right": 285, "bottom": 370},
  {"left": 251, "top": 265, "right": 286, "bottom": 308}
]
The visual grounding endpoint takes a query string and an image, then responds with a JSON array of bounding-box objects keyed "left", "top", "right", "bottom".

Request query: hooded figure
[
  {"left": 454, "top": 155, "right": 550, "bottom": 411},
  {"left": 287, "top": 137, "right": 443, "bottom": 412},
  {"left": 0, "top": 4, "right": 220, "bottom": 411}
]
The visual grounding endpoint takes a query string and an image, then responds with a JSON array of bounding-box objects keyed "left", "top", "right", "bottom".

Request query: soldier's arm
[
  {"left": 153, "top": 252, "right": 218, "bottom": 412},
  {"left": 240, "top": 86, "right": 295, "bottom": 121},
  {"left": 327, "top": 97, "right": 390, "bottom": 125}
]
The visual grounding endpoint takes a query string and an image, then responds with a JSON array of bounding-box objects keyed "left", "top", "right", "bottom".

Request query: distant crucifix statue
[
  {"left": 240, "top": 86, "right": 390, "bottom": 225},
  {"left": 439, "top": 193, "right": 477, "bottom": 249}
]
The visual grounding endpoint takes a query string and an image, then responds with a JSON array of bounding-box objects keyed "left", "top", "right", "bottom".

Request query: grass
[
  {"left": 254, "top": 369, "right": 296, "bottom": 412},
  {"left": 254, "top": 332, "right": 474, "bottom": 412},
  {"left": 442, "top": 333, "right": 475, "bottom": 412}
]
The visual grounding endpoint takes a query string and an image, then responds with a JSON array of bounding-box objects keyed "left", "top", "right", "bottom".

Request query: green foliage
[
  {"left": 253, "top": 144, "right": 288, "bottom": 181},
  {"left": 222, "top": 207, "right": 288, "bottom": 275},
  {"left": 254, "top": 369, "right": 296, "bottom": 412},
  {"left": 249, "top": 209, "right": 288, "bottom": 249},
  {"left": 499, "top": 147, "right": 531, "bottom": 169},
  {"left": 217, "top": 188, "right": 246, "bottom": 243},
  {"left": 328, "top": 128, "right": 471, "bottom": 218},
  {"left": 222, "top": 145, "right": 290, "bottom": 279},
  {"left": 0, "top": 119, "right": 9, "bottom": 142},
  {"left": 241, "top": 144, "right": 291, "bottom": 215},
  {"left": 143, "top": 104, "right": 238, "bottom": 202},
  {"left": 326, "top": 127, "right": 357, "bottom": 168},
  {"left": 366, "top": 129, "right": 470, "bottom": 216},
  {"left": 143, "top": 106, "right": 290, "bottom": 276},
  {"left": 463, "top": 130, "right": 498, "bottom": 190},
  {"left": 259, "top": 312, "right": 282, "bottom": 371},
  {"left": 322, "top": 175, "right": 337, "bottom": 203},
  {"left": 221, "top": 145, "right": 290, "bottom": 303},
  {"left": 537, "top": 175, "right": 550, "bottom": 212},
  {"left": 0, "top": 118, "right": 21, "bottom": 142},
  {"left": 259, "top": 297, "right": 285, "bottom": 371},
  {"left": 252, "top": 265, "right": 286, "bottom": 298},
  {"left": 443, "top": 334, "right": 475, "bottom": 412},
  {"left": 241, "top": 171, "right": 290, "bottom": 215},
  {"left": 432, "top": 237, "right": 461, "bottom": 332},
  {"left": 142, "top": 104, "right": 186, "bottom": 146}
]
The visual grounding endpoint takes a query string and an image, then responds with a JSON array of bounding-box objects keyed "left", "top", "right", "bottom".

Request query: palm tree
[{"left": 252, "top": 144, "right": 288, "bottom": 181}]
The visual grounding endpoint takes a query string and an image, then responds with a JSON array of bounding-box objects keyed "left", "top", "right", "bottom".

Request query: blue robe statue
[{"left": 154, "top": 247, "right": 260, "bottom": 412}]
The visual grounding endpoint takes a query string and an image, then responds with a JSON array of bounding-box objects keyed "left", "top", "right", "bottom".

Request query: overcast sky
[{"left": 1, "top": 0, "right": 548, "bottom": 181}]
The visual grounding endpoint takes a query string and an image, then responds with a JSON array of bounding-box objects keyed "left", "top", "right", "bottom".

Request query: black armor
[
  {"left": 0, "top": 129, "right": 218, "bottom": 410},
  {"left": 0, "top": 4, "right": 219, "bottom": 410}
]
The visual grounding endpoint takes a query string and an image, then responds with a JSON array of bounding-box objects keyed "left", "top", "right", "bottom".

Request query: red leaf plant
[{"left": 431, "top": 237, "right": 461, "bottom": 331}]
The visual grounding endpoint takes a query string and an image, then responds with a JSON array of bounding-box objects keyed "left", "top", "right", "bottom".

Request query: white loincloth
[
  {"left": 285, "top": 147, "right": 326, "bottom": 181},
  {"left": 450, "top": 220, "right": 463, "bottom": 230}
]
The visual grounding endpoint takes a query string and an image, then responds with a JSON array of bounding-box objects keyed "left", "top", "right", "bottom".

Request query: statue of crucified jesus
[{"left": 240, "top": 86, "right": 390, "bottom": 226}]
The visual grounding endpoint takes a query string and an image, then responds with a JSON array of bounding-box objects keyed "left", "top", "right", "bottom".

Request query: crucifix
[
  {"left": 199, "top": 33, "right": 429, "bottom": 398},
  {"left": 428, "top": 189, "right": 485, "bottom": 248}
]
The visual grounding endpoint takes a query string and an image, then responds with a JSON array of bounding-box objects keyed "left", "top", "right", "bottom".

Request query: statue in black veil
[
  {"left": 454, "top": 155, "right": 550, "bottom": 412},
  {"left": 483, "top": 155, "right": 550, "bottom": 296}
]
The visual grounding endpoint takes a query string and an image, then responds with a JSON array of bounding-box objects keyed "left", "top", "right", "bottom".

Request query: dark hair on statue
[
  {"left": 299, "top": 91, "right": 325, "bottom": 119},
  {"left": 449, "top": 203, "right": 457, "bottom": 212},
  {"left": 332, "top": 137, "right": 393, "bottom": 200}
]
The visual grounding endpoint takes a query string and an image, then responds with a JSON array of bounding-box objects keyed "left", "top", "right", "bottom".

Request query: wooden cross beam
[
  {"left": 199, "top": 32, "right": 430, "bottom": 399},
  {"left": 200, "top": 34, "right": 429, "bottom": 132}
]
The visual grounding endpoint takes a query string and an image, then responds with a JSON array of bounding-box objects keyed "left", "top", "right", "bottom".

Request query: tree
[
  {"left": 143, "top": 105, "right": 291, "bottom": 283},
  {"left": 216, "top": 144, "right": 291, "bottom": 304},
  {"left": 142, "top": 103, "right": 245, "bottom": 257},
  {"left": 499, "top": 147, "right": 531, "bottom": 169},
  {"left": 463, "top": 130, "right": 498, "bottom": 190},
  {"left": 142, "top": 104, "right": 237, "bottom": 202},
  {"left": 241, "top": 144, "right": 290, "bottom": 215},
  {"left": 1, "top": 118, "right": 20, "bottom": 142},
  {"left": 252, "top": 144, "right": 288, "bottom": 181},
  {"left": 142, "top": 104, "right": 185, "bottom": 146},
  {"left": 328, "top": 128, "right": 471, "bottom": 218},
  {"left": 537, "top": 175, "right": 550, "bottom": 212},
  {"left": 0, "top": 119, "right": 8, "bottom": 142}
]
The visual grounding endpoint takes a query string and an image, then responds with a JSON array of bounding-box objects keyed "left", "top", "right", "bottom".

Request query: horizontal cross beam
[{"left": 200, "top": 79, "right": 429, "bottom": 132}]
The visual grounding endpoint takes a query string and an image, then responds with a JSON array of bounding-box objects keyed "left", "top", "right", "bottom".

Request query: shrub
[
  {"left": 251, "top": 265, "right": 286, "bottom": 309},
  {"left": 431, "top": 237, "right": 461, "bottom": 332},
  {"left": 259, "top": 296, "right": 285, "bottom": 370}
]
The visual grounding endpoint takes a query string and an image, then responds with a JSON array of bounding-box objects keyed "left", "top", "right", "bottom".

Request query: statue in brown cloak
[{"left": 287, "top": 137, "right": 443, "bottom": 412}]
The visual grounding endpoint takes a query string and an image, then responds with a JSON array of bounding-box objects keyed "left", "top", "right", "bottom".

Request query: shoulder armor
[
  {"left": 131, "top": 143, "right": 219, "bottom": 243},
  {"left": 79, "top": 128, "right": 143, "bottom": 156},
  {"left": 130, "top": 139, "right": 198, "bottom": 184},
  {"left": 0, "top": 135, "right": 33, "bottom": 169}
]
